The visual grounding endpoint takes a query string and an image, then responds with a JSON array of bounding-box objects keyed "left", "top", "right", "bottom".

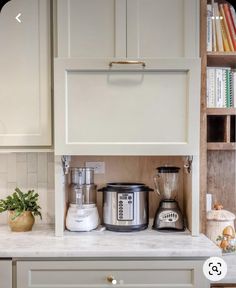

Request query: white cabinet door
[
  {"left": 56, "top": 0, "right": 126, "bottom": 58},
  {"left": 0, "top": 0, "right": 51, "bottom": 146},
  {"left": 54, "top": 58, "right": 200, "bottom": 155},
  {"left": 127, "top": 0, "right": 199, "bottom": 58},
  {"left": 0, "top": 260, "right": 12, "bottom": 288}
]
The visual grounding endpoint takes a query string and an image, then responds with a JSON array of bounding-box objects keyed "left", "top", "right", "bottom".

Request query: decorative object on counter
[
  {"left": 206, "top": 203, "right": 236, "bottom": 253},
  {"left": 66, "top": 167, "right": 100, "bottom": 232},
  {"left": 153, "top": 166, "right": 185, "bottom": 231},
  {"left": 98, "top": 183, "right": 153, "bottom": 232},
  {"left": 217, "top": 225, "right": 236, "bottom": 253},
  {"left": 0, "top": 188, "right": 42, "bottom": 232}
]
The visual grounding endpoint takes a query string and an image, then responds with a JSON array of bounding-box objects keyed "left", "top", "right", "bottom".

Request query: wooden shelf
[
  {"left": 207, "top": 52, "right": 236, "bottom": 56},
  {"left": 207, "top": 108, "right": 236, "bottom": 115},
  {"left": 207, "top": 52, "right": 236, "bottom": 67},
  {"left": 207, "top": 142, "right": 236, "bottom": 150}
]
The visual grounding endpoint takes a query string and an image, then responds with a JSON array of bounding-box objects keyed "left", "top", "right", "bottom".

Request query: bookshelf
[{"left": 200, "top": 0, "right": 236, "bottom": 234}]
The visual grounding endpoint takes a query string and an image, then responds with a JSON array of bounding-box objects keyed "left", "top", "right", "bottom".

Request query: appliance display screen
[{"left": 117, "top": 192, "right": 134, "bottom": 221}]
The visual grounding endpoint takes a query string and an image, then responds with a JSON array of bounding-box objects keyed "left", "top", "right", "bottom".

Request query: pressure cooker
[{"left": 98, "top": 183, "right": 153, "bottom": 232}]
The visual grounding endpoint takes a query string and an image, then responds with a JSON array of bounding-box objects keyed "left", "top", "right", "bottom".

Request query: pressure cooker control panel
[{"left": 117, "top": 192, "right": 134, "bottom": 221}]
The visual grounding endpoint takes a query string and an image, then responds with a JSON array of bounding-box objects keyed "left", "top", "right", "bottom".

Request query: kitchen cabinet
[
  {"left": 56, "top": 0, "right": 199, "bottom": 58},
  {"left": 126, "top": 0, "right": 199, "bottom": 58},
  {"left": 0, "top": 260, "right": 12, "bottom": 288},
  {"left": 54, "top": 58, "right": 200, "bottom": 155},
  {"left": 16, "top": 259, "right": 209, "bottom": 288},
  {"left": 0, "top": 0, "right": 51, "bottom": 147},
  {"left": 56, "top": 0, "right": 126, "bottom": 58}
]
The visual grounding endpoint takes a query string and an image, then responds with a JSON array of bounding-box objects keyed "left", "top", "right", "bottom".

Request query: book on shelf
[
  {"left": 207, "top": 1, "right": 236, "bottom": 52},
  {"left": 207, "top": 67, "right": 235, "bottom": 108}
]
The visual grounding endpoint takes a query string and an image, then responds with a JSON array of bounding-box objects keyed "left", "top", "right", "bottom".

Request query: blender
[
  {"left": 153, "top": 166, "right": 185, "bottom": 231},
  {"left": 66, "top": 167, "right": 100, "bottom": 232}
]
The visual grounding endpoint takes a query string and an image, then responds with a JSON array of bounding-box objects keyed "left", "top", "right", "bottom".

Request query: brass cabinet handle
[
  {"left": 109, "top": 60, "right": 146, "bottom": 67},
  {"left": 107, "top": 275, "right": 117, "bottom": 285}
]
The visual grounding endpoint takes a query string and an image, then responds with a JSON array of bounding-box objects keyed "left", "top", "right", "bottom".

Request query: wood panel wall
[{"left": 207, "top": 151, "right": 236, "bottom": 219}]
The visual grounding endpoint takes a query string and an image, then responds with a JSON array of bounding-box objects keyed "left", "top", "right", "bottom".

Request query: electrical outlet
[
  {"left": 85, "top": 162, "right": 105, "bottom": 174},
  {"left": 206, "top": 193, "right": 212, "bottom": 212}
]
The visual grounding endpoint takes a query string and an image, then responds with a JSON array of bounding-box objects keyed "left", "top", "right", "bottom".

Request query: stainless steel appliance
[
  {"left": 98, "top": 183, "right": 153, "bottom": 232},
  {"left": 66, "top": 167, "right": 99, "bottom": 232},
  {"left": 153, "top": 166, "right": 185, "bottom": 231}
]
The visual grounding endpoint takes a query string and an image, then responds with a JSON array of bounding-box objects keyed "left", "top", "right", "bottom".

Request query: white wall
[{"left": 0, "top": 153, "right": 54, "bottom": 224}]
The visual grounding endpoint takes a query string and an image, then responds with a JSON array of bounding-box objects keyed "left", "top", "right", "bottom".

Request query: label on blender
[
  {"left": 159, "top": 210, "right": 179, "bottom": 223},
  {"left": 117, "top": 193, "right": 134, "bottom": 221}
]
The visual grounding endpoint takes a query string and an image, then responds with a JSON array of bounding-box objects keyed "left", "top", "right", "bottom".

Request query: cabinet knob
[{"left": 107, "top": 275, "right": 117, "bottom": 285}]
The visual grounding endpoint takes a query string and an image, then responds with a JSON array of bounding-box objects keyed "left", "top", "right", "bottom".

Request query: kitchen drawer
[
  {"left": 54, "top": 58, "right": 200, "bottom": 155},
  {"left": 0, "top": 260, "right": 12, "bottom": 288},
  {"left": 17, "top": 260, "right": 209, "bottom": 288}
]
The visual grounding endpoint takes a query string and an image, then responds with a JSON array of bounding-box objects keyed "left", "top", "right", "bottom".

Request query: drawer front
[
  {"left": 0, "top": 260, "right": 12, "bottom": 288},
  {"left": 17, "top": 260, "right": 209, "bottom": 288}
]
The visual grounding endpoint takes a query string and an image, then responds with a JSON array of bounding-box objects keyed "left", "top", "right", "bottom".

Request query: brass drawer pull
[
  {"left": 109, "top": 60, "right": 146, "bottom": 67},
  {"left": 107, "top": 275, "right": 117, "bottom": 285}
]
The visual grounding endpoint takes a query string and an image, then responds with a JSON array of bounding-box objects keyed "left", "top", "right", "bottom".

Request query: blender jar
[{"left": 154, "top": 166, "right": 180, "bottom": 200}]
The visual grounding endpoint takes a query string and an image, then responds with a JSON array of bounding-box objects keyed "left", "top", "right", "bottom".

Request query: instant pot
[{"left": 98, "top": 183, "right": 153, "bottom": 232}]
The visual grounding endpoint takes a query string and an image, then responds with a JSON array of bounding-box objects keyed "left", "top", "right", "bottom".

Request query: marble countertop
[
  {"left": 220, "top": 254, "right": 236, "bottom": 283},
  {"left": 0, "top": 225, "right": 221, "bottom": 258}
]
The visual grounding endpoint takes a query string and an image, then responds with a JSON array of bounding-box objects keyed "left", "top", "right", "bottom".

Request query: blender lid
[{"left": 156, "top": 166, "right": 180, "bottom": 173}]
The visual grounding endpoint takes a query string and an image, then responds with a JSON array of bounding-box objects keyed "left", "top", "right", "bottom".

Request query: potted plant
[{"left": 0, "top": 188, "right": 42, "bottom": 232}]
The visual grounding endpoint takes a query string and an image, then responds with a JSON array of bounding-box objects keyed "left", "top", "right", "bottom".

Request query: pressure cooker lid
[
  {"left": 156, "top": 166, "right": 180, "bottom": 173},
  {"left": 99, "top": 182, "right": 153, "bottom": 192}
]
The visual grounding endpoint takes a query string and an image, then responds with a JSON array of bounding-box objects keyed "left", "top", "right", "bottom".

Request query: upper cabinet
[
  {"left": 54, "top": 0, "right": 200, "bottom": 156},
  {"left": 126, "top": 0, "right": 199, "bottom": 58},
  {"left": 57, "top": 0, "right": 127, "bottom": 58},
  {"left": 0, "top": 0, "right": 51, "bottom": 147},
  {"left": 56, "top": 0, "right": 199, "bottom": 59}
]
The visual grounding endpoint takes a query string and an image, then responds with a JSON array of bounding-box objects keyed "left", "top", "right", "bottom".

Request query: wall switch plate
[{"left": 85, "top": 161, "right": 105, "bottom": 174}]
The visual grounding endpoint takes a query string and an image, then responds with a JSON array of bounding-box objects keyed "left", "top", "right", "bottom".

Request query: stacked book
[
  {"left": 207, "top": 67, "right": 236, "bottom": 107},
  {"left": 207, "top": 1, "right": 236, "bottom": 52}
]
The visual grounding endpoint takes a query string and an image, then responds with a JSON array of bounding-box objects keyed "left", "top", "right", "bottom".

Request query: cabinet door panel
[
  {"left": 57, "top": 0, "right": 126, "bottom": 58},
  {"left": 0, "top": 0, "right": 51, "bottom": 146},
  {"left": 54, "top": 58, "right": 200, "bottom": 155},
  {"left": 127, "top": 0, "right": 199, "bottom": 58},
  {"left": 0, "top": 260, "right": 12, "bottom": 288},
  {"left": 17, "top": 260, "right": 209, "bottom": 288}
]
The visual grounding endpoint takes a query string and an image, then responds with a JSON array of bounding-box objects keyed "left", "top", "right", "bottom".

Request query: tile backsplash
[{"left": 0, "top": 153, "right": 55, "bottom": 224}]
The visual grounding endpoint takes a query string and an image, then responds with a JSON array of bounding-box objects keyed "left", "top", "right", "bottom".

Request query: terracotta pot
[{"left": 8, "top": 211, "right": 35, "bottom": 232}]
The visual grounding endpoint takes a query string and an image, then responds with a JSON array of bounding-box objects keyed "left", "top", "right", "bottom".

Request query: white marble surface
[
  {"left": 220, "top": 254, "right": 236, "bottom": 283},
  {"left": 0, "top": 225, "right": 221, "bottom": 258}
]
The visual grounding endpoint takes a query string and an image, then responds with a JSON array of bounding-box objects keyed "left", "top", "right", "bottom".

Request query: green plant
[{"left": 0, "top": 188, "right": 42, "bottom": 220}]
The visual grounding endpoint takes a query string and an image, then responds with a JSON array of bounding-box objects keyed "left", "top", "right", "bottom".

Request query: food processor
[
  {"left": 153, "top": 166, "right": 185, "bottom": 231},
  {"left": 66, "top": 167, "right": 100, "bottom": 232}
]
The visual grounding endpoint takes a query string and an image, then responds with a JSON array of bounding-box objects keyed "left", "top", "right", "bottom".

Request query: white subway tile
[
  {"left": 38, "top": 182, "right": 48, "bottom": 224},
  {"left": 37, "top": 153, "right": 47, "bottom": 182},
  {"left": 0, "top": 173, "right": 7, "bottom": 197},
  {"left": 7, "top": 153, "right": 16, "bottom": 182},
  {"left": 47, "top": 162, "right": 54, "bottom": 189},
  {"left": 27, "top": 153, "right": 38, "bottom": 173},
  {"left": 0, "top": 154, "right": 8, "bottom": 173},
  {"left": 47, "top": 153, "right": 54, "bottom": 163},
  {"left": 16, "top": 153, "right": 27, "bottom": 162},
  {"left": 16, "top": 162, "right": 27, "bottom": 188},
  {"left": 7, "top": 182, "right": 17, "bottom": 196},
  {"left": 28, "top": 173, "right": 38, "bottom": 189}
]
